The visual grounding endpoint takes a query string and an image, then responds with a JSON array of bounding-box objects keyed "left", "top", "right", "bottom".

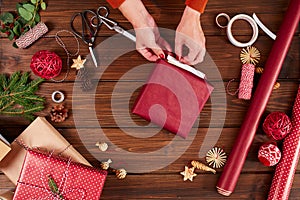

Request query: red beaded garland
[
  {"left": 263, "top": 112, "right": 292, "bottom": 140},
  {"left": 258, "top": 143, "right": 281, "bottom": 166},
  {"left": 30, "top": 50, "right": 62, "bottom": 79}
]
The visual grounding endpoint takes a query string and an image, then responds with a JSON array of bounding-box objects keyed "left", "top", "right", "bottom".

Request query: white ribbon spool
[
  {"left": 51, "top": 91, "right": 65, "bottom": 103},
  {"left": 216, "top": 13, "right": 276, "bottom": 47},
  {"left": 226, "top": 14, "right": 259, "bottom": 47}
]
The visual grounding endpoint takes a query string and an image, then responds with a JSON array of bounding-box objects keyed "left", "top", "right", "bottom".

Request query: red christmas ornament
[
  {"left": 30, "top": 50, "right": 62, "bottom": 79},
  {"left": 258, "top": 143, "right": 281, "bottom": 166},
  {"left": 263, "top": 112, "right": 292, "bottom": 140}
]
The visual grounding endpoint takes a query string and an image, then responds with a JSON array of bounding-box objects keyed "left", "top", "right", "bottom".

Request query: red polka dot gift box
[{"left": 13, "top": 150, "right": 107, "bottom": 200}]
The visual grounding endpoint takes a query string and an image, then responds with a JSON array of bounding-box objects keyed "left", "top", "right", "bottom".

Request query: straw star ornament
[
  {"left": 240, "top": 46, "right": 261, "bottom": 65},
  {"left": 206, "top": 147, "right": 227, "bottom": 168},
  {"left": 71, "top": 55, "right": 86, "bottom": 70},
  {"left": 180, "top": 166, "right": 197, "bottom": 181}
]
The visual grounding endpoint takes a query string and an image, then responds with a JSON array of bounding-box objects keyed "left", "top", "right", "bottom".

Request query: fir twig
[
  {"left": 47, "top": 175, "right": 64, "bottom": 199},
  {"left": 0, "top": 71, "right": 45, "bottom": 120}
]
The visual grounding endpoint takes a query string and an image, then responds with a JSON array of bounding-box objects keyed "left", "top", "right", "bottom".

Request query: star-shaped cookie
[
  {"left": 71, "top": 55, "right": 86, "bottom": 70},
  {"left": 180, "top": 166, "right": 197, "bottom": 181}
]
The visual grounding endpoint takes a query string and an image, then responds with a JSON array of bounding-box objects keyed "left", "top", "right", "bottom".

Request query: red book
[
  {"left": 132, "top": 56, "right": 214, "bottom": 138},
  {"left": 13, "top": 150, "right": 107, "bottom": 200}
]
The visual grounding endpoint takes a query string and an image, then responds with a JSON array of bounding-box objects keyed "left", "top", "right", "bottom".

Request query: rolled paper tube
[
  {"left": 216, "top": 0, "right": 300, "bottom": 196},
  {"left": 15, "top": 22, "right": 48, "bottom": 48},
  {"left": 267, "top": 86, "right": 300, "bottom": 200}
]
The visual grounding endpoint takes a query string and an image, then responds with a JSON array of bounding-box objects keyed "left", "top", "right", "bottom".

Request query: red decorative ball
[
  {"left": 263, "top": 112, "right": 292, "bottom": 140},
  {"left": 258, "top": 143, "right": 281, "bottom": 166},
  {"left": 30, "top": 50, "right": 62, "bottom": 79}
]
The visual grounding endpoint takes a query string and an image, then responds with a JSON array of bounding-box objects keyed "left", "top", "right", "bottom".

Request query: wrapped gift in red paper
[
  {"left": 13, "top": 150, "right": 107, "bottom": 200},
  {"left": 133, "top": 56, "right": 214, "bottom": 138}
]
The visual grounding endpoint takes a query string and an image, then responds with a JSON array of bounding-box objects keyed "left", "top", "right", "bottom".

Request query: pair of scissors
[
  {"left": 70, "top": 10, "right": 100, "bottom": 67},
  {"left": 91, "top": 6, "right": 136, "bottom": 42}
]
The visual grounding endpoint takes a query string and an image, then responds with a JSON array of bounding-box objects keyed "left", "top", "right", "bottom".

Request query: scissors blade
[
  {"left": 89, "top": 46, "right": 98, "bottom": 67},
  {"left": 113, "top": 26, "right": 136, "bottom": 42},
  {"left": 121, "top": 30, "right": 136, "bottom": 42}
]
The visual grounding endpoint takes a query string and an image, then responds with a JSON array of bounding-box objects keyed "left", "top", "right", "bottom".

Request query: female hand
[
  {"left": 175, "top": 6, "right": 206, "bottom": 65},
  {"left": 119, "top": 0, "right": 171, "bottom": 61}
]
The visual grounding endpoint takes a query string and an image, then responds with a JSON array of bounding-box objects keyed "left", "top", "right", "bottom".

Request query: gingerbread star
[
  {"left": 71, "top": 55, "right": 86, "bottom": 70},
  {"left": 180, "top": 166, "right": 197, "bottom": 181}
]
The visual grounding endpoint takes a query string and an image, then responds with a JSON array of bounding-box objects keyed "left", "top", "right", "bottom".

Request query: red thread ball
[
  {"left": 258, "top": 143, "right": 281, "bottom": 166},
  {"left": 30, "top": 50, "right": 62, "bottom": 79},
  {"left": 263, "top": 112, "right": 292, "bottom": 140}
]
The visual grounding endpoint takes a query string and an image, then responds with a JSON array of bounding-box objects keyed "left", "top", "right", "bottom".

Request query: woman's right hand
[{"left": 119, "top": 0, "right": 171, "bottom": 61}]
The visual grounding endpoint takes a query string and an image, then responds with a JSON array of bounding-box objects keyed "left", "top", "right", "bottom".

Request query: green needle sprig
[
  {"left": 48, "top": 175, "right": 64, "bottom": 199},
  {"left": 0, "top": 0, "right": 47, "bottom": 47},
  {"left": 0, "top": 71, "right": 45, "bottom": 120}
]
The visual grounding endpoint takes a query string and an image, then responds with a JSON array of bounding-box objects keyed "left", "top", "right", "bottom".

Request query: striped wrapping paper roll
[{"left": 268, "top": 86, "right": 300, "bottom": 200}]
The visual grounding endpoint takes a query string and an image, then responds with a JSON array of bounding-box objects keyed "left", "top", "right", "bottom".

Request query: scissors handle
[
  {"left": 96, "top": 6, "right": 109, "bottom": 18},
  {"left": 70, "top": 10, "right": 99, "bottom": 45}
]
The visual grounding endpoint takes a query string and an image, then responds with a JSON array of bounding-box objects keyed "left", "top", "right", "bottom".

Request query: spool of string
[
  {"left": 238, "top": 63, "right": 255, "bottom": 100},
  {"left": 15, "top": 22, "right": 48, "bottom": 49},
  {"left": 226, "top": 46, "right": 260, "bottom": 99},
  {"left": 51, "top": 30, "right": 80, "bottom": 82}
]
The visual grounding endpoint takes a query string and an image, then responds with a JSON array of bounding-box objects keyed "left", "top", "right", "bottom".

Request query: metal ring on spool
[
  {"left": 51, "top": 91, "right": 65, "bottom": 103},
  {"left": 226, "top": 14, "right": 259, "bottom": 47}
]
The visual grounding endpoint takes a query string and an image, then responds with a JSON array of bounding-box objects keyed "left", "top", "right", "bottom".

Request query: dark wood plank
[
  {"left": 1, "top": 173, "right": 300, "bottom": 199},
  {"left": 1, "top": 127, "right": 300, "bottom": 173},
  {"left": 0, "top": 81, "right": 297, "bottom": 128},
  {"left": 1, "top": 0, "right": 295, "bottom": 36},
  {"left": 0, "top": 36, "right": 299, "bottom": 80},
  {"left": 0, "top": 0, "right": 299, "bottom": 199}
]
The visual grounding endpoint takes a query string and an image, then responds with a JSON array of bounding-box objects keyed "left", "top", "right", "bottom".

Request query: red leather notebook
[{"left": 132, "top": 56, "right": 214, "bottom": 138}]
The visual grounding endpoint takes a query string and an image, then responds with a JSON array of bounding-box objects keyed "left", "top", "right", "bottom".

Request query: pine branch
[{"left": 0, "top": 71, "right": 45, "bottom": 120}]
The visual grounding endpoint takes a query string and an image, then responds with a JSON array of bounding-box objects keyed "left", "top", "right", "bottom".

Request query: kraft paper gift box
[
  {"left": 0, "top": 117, "right": 91, "bottom": 185},
  {"left": 132, "top": 56, "right": 214, "bottom": 138},
  {"left": 0, "top": 190, "right": 14, "bottom": 200},
  {"left": 0, "top": 134, "right": 11, "bottom": 162},
  {"left": 13, "top": 150, "right": 107, "bottom": 200}
]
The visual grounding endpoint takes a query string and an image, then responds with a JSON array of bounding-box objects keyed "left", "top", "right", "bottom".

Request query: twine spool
[
  {"left": 15, "top": 22, "right": 48, "bottom": 49},
  {"left": 30, "top": 50, "right": 62, "bottom": 79},
  {"left": 238, "top": 63, "right": 255, "bottom": 100}
]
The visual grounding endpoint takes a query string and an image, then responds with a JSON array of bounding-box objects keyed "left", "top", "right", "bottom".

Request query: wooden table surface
[{"left": 0, "top": 0, "right": 299, "bottom": 199}]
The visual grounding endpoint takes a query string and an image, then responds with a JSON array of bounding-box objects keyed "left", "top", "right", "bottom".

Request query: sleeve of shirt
[
  {"left": 106, "top": 0, "right": 126, "bottom": 8},
  {"left": 185, "top": 0, "right": 208, "bottom": 13}
]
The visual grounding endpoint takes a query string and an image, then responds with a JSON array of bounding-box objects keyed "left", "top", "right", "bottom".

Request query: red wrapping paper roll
[
  {"left": 216, "top": 0, "right": 300, "bottom": 196},
  {"left": 268, "top": 86, "right": 300, "bottom": 200}
]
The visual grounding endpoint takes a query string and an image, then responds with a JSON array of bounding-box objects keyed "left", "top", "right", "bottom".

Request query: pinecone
[
  {"left": 50, "top": 104, "right": 68, "bottom": 122},
  {"left": 77, "top": 68, "right": 94, "bottom": 91}
]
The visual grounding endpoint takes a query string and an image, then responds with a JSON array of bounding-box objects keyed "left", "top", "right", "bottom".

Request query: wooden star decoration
[
  {"left": 180, "top": 166, "right": 197, "bottom": 181},
  {"left": 71, "top": 55, "right": 86, "bottom": 70}
]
